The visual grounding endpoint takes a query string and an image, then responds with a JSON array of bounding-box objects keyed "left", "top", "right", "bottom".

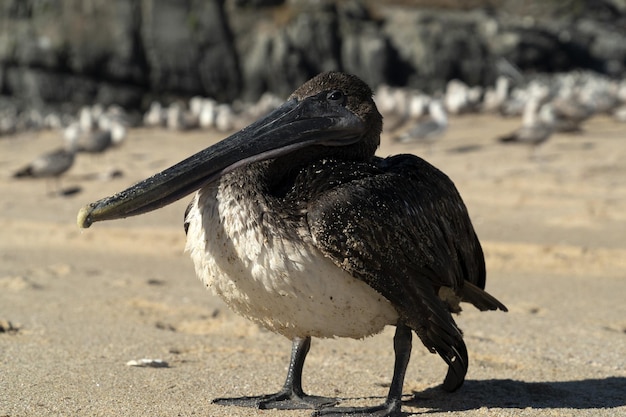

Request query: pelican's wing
[{"left": 306, "top": 154, "right": 498, "bottom": 390}]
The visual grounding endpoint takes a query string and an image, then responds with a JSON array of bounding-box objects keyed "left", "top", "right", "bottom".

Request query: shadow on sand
[
  {"left": 59, "top": 185, "right": 82, "bottom": 197},
  {"left": 405, "top": 377, "right": 626, "bottom": 412}
]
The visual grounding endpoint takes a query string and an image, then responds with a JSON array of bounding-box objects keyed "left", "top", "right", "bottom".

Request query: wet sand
[{"left": 1, "top": 114, "right": 625, "bottom": 416}]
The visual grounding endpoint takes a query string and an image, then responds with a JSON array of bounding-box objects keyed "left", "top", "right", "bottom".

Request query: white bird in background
[
  {"left": 482, "top": 76, "right": 510, "bottom": 113},
  {"left": 143, "top": 101, "right": 166, "bottom": 128},
  {"left": 393, "top": 99, "right": 448, "bottom": 153},
  {"left": 63, "top": 105, "right": 129, "bottom": 156},
  {"left": 498, "top": 90, "right": 554, "bottom": 159},
  {"left": 374, "top": 85, "right": 411, "bottom": 132},
  {"left": 166, "top": 102, "right": 194, "bottom": 131},
  {"left": 198, "top": 98, "right": 218, "bottom": 129},
  {"left": 444, "top": 79, "right": 483, "bottom": 115},
  {"left": 214, "top": 103, "right": 236, "bottom": 132}
]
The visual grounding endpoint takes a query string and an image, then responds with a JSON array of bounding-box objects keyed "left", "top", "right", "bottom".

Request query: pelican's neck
[
  {"left": 217, "top": 159, "right": 300, "bottom": 218},
  {"left": 214, "top": 135, "right": 381, "bottom": 217},
  {"left": 220, "top": 160, "right": 270, "bottom": 196}
]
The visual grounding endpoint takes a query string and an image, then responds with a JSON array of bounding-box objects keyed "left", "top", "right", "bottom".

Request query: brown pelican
[{"left": 77, "top": 72, "right": 507, "bottom": 416}]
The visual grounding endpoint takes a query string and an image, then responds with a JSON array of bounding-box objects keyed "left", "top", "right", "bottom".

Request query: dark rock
[
  {"left": 575, "top": 18, "right": 626, "bottom": 76},
  {"left": 194, "top": 0, "right": 242, "bottom": 101},
  {"left": 5, "top": 68, "right": 97, "bottom": 105},
  {"left": 0, "top": 319, "right": 20, "bottom": 334},
  {"left": 338, "top": 1, "right": 391, "bottom": 89},
  {"left": 140, "top": 0, "right": 239, "bottom": 101},
  {"left": 235, "top": 3, "right": 341, "bottom": 100},
  {"left": 232, "top": 0, "right": 285, "bottom": 7},
  {"left": 95, "top": 82, "right": 145, "bottom": 109},
  {"left": 4, "top": 67, "right": 143, "bottom": 109},
  {"left": 382, "top": 9, "right": 493, "bottom": 92}
]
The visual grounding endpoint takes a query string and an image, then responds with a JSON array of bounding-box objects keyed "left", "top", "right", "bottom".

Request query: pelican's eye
[{"left": 326, "top": 90, "right": 345, "bottom": 105}]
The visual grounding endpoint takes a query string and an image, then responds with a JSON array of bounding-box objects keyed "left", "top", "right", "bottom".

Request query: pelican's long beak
[{"left": 77, "top": 95, "right": 365, "bottom": 228}]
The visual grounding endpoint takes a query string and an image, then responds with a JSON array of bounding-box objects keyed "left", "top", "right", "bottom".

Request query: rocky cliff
[{"left": 1, "top": 0, "right": 624, "bottom": 112}]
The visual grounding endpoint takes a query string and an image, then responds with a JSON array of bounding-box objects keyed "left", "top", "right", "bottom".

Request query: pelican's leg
[
  {"left": 314, "top": 322, "right": 412, "bottom": 417},
  {"left": 213, "top": 336, "right": 339, "bottom": 410}
]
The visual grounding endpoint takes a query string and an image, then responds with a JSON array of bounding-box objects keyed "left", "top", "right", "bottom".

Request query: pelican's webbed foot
[
  {"left": 313, "top": 398, "right": 401, "bottom": 416},
  {"left": 213, "top": 390, "right": 338, "bottom": 410},
  {"left": 212, "top": 336, "right": 338, "bottom": 411},
  {"left": 314, "top": 322, "right": 413, "bottom": 417}
]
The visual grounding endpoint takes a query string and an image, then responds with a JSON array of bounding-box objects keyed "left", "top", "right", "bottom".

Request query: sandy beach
[{"left": 1, "top": 114, "right": 625, "bottom": 416}]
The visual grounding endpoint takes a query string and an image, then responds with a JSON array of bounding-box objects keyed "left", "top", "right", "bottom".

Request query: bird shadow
[
  {"left": 445, "top": 144, "right": 484, "bottom": 154},
  {"left": 58, "top": 185, "right": 83, "bottom": 197},
  {"left": 404, "top": 377, "right": 626, "bottom": 412}
]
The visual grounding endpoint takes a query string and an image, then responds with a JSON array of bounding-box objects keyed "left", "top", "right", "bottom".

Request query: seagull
[
  {"left": 393, "top": 99, "right": 448, "bottom": 153},
  {"left": 498, "top": 93, "right": 554, "bottom": 159},
  {"left": 68, "top": 108, "right": 128, "bottom": 155},
  {"left": 144, "top": 101, "right": 166, "bottom": 128},
  {"left": 14, "top": 137, "right": 77, "bottom": 195},
  {"left": 547, "top": 96, "right": 592, "bottom": 133},
  {"left": 76, "top": 129, "right": 113, "bottom": 154},
  {"left": 77, "top": 72, "right": 507, "bottom": 416}
]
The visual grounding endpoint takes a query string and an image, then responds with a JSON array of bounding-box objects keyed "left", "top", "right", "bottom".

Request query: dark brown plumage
[{"left": 78, "top": 72, "right": 506, "bottom": 416}]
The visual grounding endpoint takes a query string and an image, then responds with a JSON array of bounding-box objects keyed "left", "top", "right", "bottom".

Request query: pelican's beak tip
[{"left": 77, "top": 205, "right": 94, "bottom": 229}]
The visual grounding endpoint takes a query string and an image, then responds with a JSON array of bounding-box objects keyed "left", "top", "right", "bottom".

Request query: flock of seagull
[
  {"left": 10, "top": 93, "right": 284, "bottom": 194},
  {"left": 12, "top": 104, "right": 130, "bottom": 194},
  {"left": 377, "top": 70, "right": 626, "bottom": 156},
  {"left": 9, "top": 69, "right": 626, "bottom": 194},
  {"left": 142, "top": 92, "right": 284, "bottom": 132}
]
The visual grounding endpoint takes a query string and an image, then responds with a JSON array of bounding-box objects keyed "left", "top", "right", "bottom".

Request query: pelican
[{"left": 77, "top": 72, "right": 507, "bottom": 416}]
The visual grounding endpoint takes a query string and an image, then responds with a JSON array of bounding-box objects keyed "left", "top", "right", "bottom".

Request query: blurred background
[{"left": 0, "top": 0, "right": 625, "bottom": 126}]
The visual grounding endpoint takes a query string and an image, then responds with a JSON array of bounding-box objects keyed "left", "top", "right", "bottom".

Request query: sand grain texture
[{"left": 1, "top": 115, "right": 625, "bottom": 416}]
